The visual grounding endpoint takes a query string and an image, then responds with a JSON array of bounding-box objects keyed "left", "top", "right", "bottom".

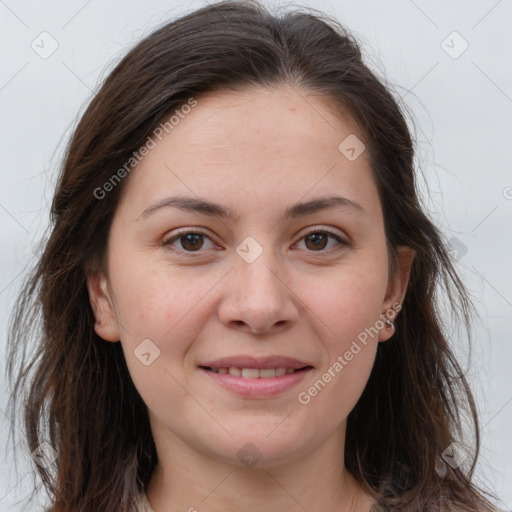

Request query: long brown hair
[{"left": 7, "top": 1, "right": 501, "bottom": 510}]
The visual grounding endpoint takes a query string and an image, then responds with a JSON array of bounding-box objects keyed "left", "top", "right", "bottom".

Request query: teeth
[
  {"left": 210, "top": 366, "right": 299, "bottom": 378},
  {"left": 241, "top": 368, "right": 260, "bottom": 379}
]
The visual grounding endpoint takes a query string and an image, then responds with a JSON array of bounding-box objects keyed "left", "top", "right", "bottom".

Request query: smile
[
  {"left": 203, "top": 366, "right": 304, "bottom": 378},
  {"left": 199, "top": 365, "right": 313, "bottom": 398}
]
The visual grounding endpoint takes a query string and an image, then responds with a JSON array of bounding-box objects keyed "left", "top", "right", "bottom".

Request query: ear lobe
[
  {"left": 379, "top": 246, "right": 416, "bottom": 342},
  {"left": 86, "top": 272, "right": 120, "bottom": 342}
]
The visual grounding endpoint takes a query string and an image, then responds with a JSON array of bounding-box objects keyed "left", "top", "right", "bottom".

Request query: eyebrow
[{"left": 138, "top": 194, "right": 366, "bottom": 221}]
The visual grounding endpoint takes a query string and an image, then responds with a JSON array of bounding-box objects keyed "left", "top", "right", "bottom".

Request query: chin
[{"left": 205, "top": 428, "right": 314, "bottom": 470}]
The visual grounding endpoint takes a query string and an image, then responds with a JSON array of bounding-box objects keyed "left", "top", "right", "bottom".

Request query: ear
[
  {"left": 86, "top": 272, "right": 120, "bottom": 342},
  {"left": 379, "top": 246, "right": 416, "bottom": 342}
]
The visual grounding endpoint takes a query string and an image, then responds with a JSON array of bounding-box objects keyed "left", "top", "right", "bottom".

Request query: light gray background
[{"left": 1, "top": 1, "right": 511, "bottom": 510}]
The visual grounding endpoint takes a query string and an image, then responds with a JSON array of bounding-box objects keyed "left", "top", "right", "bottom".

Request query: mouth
[
  {"left": 199, "top": 365, "right": 313, "bottom": 378},
  {"left": 198, "top": 356, "right": 314, "bottom": 398}
]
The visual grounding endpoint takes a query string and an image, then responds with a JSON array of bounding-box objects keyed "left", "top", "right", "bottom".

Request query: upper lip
[{"left": 199, "top": 355, "right": 313, "bottom": 370}]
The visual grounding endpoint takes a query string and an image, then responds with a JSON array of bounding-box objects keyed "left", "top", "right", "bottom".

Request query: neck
[{"left": 145, "top": 421, "right": 375, "bottom": 512}]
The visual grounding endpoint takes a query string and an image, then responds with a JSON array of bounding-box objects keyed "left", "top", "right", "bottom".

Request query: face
[{"left": 88, "top": 85, "right": 413, "bottom": 469}]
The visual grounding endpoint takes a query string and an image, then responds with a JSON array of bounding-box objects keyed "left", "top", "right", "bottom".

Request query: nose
[{"left": 217, "top": 249, "right": 299, "bottom": 335}]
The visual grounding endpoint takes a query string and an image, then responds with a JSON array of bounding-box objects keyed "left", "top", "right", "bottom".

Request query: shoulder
[{"left": 368, "top": 498, "right": 502, "bottom": 512}]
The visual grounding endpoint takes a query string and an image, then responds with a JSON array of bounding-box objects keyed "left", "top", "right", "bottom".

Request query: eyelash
[{"left": 162, "top": 227, "right": 348, "bottom": 255}]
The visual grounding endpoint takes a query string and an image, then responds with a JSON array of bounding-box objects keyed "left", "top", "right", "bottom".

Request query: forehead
[
  {"left": 162, "top": 85, "right": 364, "bottom": 159},
  {"left": 117, "top": 85, "right": 382, "bottom": 223}
]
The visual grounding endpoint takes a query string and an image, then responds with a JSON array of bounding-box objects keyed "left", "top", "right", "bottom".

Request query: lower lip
[{"left": 200, "top": 367, "right": 312, "bottom": 398}]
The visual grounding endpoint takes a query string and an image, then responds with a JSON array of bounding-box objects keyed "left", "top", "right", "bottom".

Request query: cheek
[
  {"left": 293, "top": 261, "right": 385, "bottom": 411},
  {"left": 299, "top": 264, "right": 387, "bottom": 346},
  {"left": 108, "top": 256, "right": 213, "bottom": 341},
  {"left": 296, "top": 276, "right": 379, "bottom": 423},
  {"left": 303, "top": 346, "right": 376, "bottom": 427},
  {"left": 108, "top": 259, "right": 225, "bottom": 403},
  {"left": 113, "top": 269, "right": 198, "bottom": 410}
]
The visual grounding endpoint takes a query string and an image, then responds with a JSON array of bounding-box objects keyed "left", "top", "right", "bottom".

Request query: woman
[{"left": 7, "top": 1, "right": 502, "bottom": 511}]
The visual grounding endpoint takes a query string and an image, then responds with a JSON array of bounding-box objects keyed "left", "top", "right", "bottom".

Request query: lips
[
  {"left": 199, "top": 355, "right": 313, "bottom": 378},
  {"left": 198, "top": 355, "right": 314, "bottom": 397},
  {"left": 199, "top": 355, "right": 313, "bottom": 371}
]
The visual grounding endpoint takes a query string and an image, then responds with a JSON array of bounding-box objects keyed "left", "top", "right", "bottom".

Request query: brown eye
[
  {"left": 163, "top": 231, "right": 215, "bottom": 253},
  {"left": 304, "top": 232, "right": 329, "bottom": 251},
  {"left": 297, "top": 230, "right": 346, "bottom": 252},
  {"left": 179, "top": 233, "right": 204, "bottom": 251}
]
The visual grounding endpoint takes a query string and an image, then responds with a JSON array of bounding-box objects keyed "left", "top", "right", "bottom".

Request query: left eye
[
  {"left": 163, "top": 232, "right": 216, "bottom": 252},
  {"left": 295, "top": 230, "right": 345, "bottom": 252}
]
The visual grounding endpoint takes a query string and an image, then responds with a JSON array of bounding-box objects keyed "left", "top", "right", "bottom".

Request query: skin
[{"left": 87, "top": 85, "right": 415, "bottom": 512}]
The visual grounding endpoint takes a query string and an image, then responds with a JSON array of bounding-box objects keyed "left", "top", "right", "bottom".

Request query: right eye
[{"left": 163, "top": 230, "right": 217, "bottom": 253}]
